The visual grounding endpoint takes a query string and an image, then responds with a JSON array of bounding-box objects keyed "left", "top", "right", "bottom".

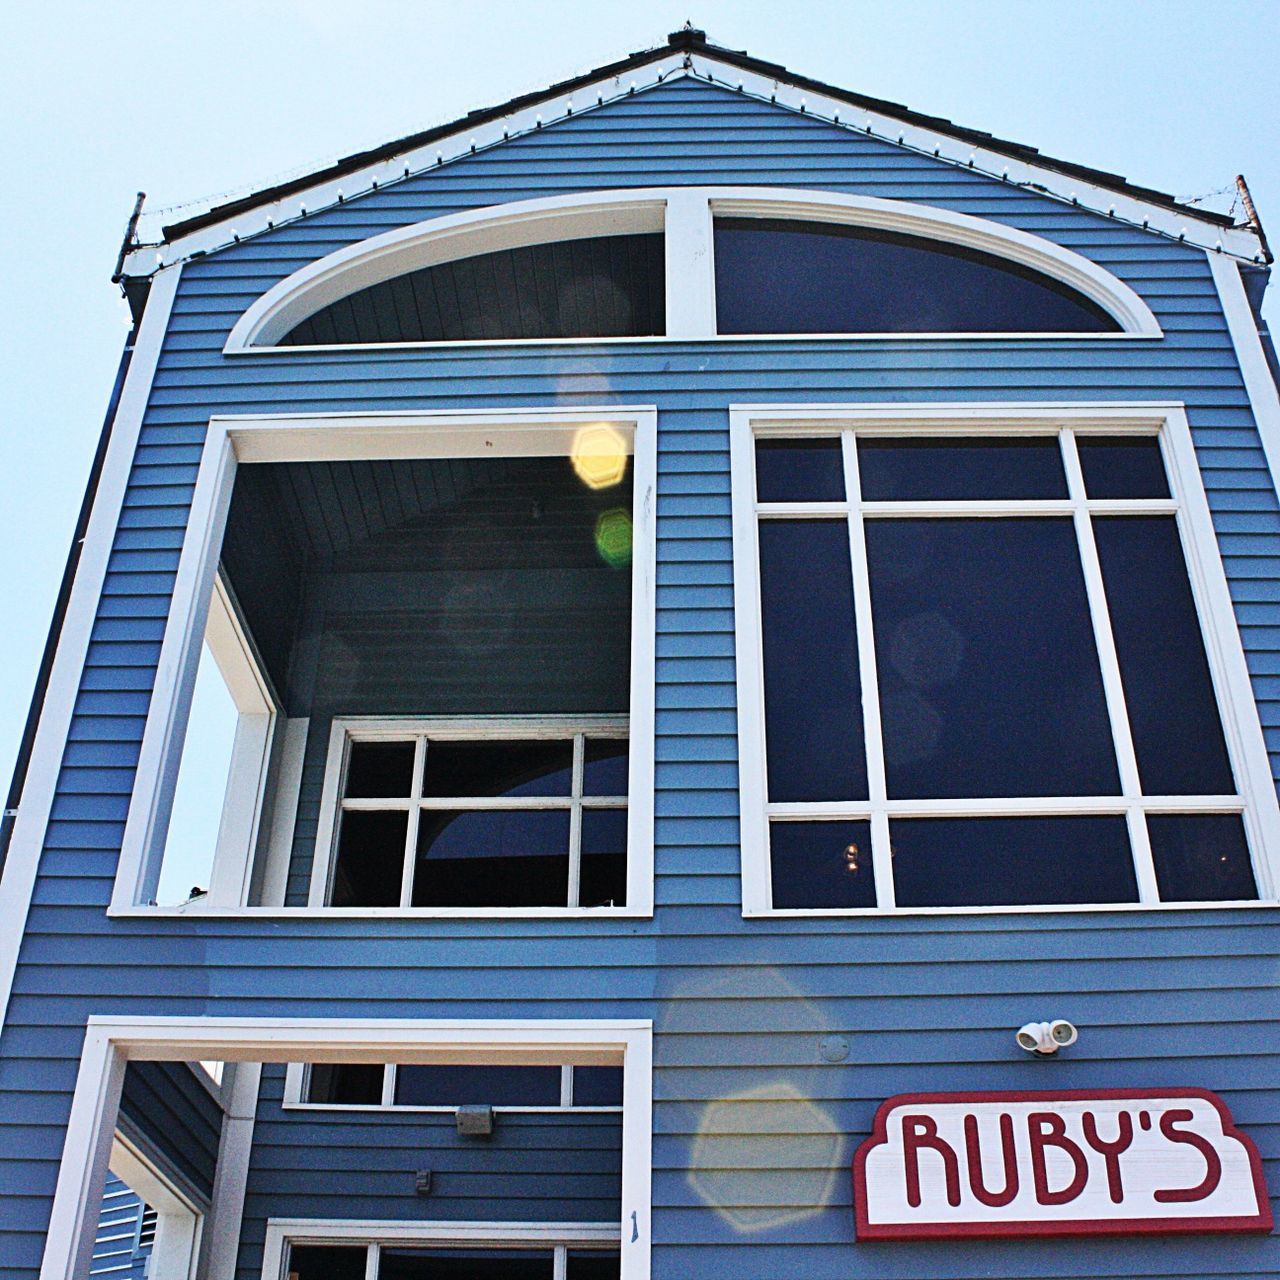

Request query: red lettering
[
  {"left": 1027, "top": 1112, "right": 1088, "bottom": 1206},
  {"left": 1154, "top": 1108, "right": 1222, "bottom": 1203},
  {"left": 963, "top": 1112, "right": 1019, "bottom": 1207},
  {"left": 1081, "top": 1109, "right": 1134, "bottom": 1204},
  {"left": 902, "top": 1114, "right": 961, "bottom": 1208}
]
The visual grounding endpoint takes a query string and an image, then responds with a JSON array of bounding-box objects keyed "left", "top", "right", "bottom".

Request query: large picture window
[{"left": 732, "top": 407, "right": 1280, "bottom": 913}]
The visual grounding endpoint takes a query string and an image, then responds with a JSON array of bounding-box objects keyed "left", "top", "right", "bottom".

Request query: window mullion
[
  {"left": 567, "top": 734, "right": 584, "bottom": 907},
  {"left": 553, "top": 1245, "right": 568, "bottom": 1280},
  {"left": 398, "top": 737, "right": 427, "bottom": 908},
  {"left": 843, "top": 432, "right": 895, "bottom": 909},
  {"left": 382, "top": 1065, "right": 396, "bottom": 1107},
  {"left": 1061, "top": 429, "right": 1160, "bottom": 902},
  {"left": 561, "top": 1064, "right": 574, "bottom": 1107},
  {"left": 366, "top": 1243, "right": 379, "bottom": 1280}
]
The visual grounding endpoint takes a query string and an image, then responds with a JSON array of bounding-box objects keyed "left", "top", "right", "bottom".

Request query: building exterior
[{"left": 4, "top": 25, "right": 1280, "bottom": 1279}]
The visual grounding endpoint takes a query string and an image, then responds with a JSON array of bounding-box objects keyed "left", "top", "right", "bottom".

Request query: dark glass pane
[
  {"left": 412, "top": 810, "right": 570, "bottom": 906},
  {"left": 380, "top": 1249, "right": 554, "bottom": 1280},
  {"left": 424, "top": 740, "right": 573, "bottom": 798},
  {"left": 1094, "top": 517, "right": 1235, "bottom": 794},
  {"left": 714, "top": 218, "right": 1118, "bottom": 335},
  {"left": 1148, "top": 813, "right": 1257, "bottom": 901},
  {"left": 281, "top": 232, "right": 664, "bottom": 345},
  {"left": 289, "top": 1245, "right": 367, "bottom": 1280},
  {"left": 891, "top": 816, "right": 1138, "bottom": 906},
  {"left": 330, "top": 810, "right": 407, "bottom": 906},
  {"left": 770, "top": 820, "right": 876, "bottom": 908},
  {"left": 395, "top": 1064, "right": 561, "bottom": 1107},
  {"left": 572, "top": 1065, "right": 624, "bottom": 1106},
  {"left": 755, "top": 439, "right": 845, "bottom": 502},
  {"left": 1078, "top": 437, "right": 1169, "bottom": 499},
  {"left": 866, "top": 518, "right": 1118, "bottom": 798},
  {"left": 307, "top": 1062, "right": 384, "bottom": 1104},
  {"left": 583, "top": 740, "right": 629, "bottom": 795},
  {"left": 858, "top": 438, "right": 1068, "bottom": 501},
  {"left": 566, "top": 1252, "right": 621, "bottom": 1280},
  {"left": 579, "top": 808, "right": 628, "bottom": 907},
  {"left": 759, "top": 521, "right": 867, "bottom": 801},
  {"left": 344, "top": 740, "right": 415, "bottom": 798}
]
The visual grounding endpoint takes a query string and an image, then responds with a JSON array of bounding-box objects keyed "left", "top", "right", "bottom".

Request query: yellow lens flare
[
  {"left": 595, "top": 508, "right": 633, "bottom": 568},
  {"left": 571, "top": 425, "right": 629, "bottom": 490}
]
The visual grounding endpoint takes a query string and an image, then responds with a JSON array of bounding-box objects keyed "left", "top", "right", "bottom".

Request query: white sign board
[{"left": 855, "top": 1089, "right": 1271, "bottom": 1240}]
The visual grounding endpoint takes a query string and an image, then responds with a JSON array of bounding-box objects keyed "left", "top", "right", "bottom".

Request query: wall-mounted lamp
[{"left": 1016, "top": 1019, "right": 1079, "bottom": 1055}]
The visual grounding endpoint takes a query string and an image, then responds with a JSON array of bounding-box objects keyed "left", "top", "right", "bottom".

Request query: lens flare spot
[
  {"left": 572, "top": 425, "right": 629, "bottom": 489},
  {"left": 689, "top": 1082, "right": 845, "bottom": 1232},
  {"left": 595, "top": 508, "right": 633, "bottom": 568}
]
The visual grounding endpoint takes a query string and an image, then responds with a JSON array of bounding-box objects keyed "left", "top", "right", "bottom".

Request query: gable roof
[{"left": 120, "top": 27, "right": 1268, "bottom": 278}]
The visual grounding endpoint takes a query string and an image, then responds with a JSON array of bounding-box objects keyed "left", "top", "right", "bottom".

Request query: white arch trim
[{"left": 224, "top": 186, "right": 1162, "bottom": 352}]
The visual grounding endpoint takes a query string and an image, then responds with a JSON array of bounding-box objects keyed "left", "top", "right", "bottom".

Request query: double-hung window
[
  {"left": 312, "top": 719, "right": 630, "bottom": 910},
  {"left": 732, "top": 406, "right": 1280, "bottom": 913}
]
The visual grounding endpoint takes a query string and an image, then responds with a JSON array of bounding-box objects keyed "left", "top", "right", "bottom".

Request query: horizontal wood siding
[
  {"left": 4, "top": 77, "right": 1280, "bottom": 1278},
  {"left": 118, "top": 1060, "right": 222, "bottom": 1200},
  {"left": 235, "top": 1065, "right": 621, "bottom": 1277}
]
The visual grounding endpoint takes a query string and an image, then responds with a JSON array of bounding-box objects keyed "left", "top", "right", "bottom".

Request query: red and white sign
[{"left": 854, "top": 1089, "right": 1271, "bottom": 1240}]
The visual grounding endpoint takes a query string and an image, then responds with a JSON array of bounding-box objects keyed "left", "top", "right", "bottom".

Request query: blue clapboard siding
[
  {"left": 235, "top": 1065, "right": 621, "bottom": 1278},
  {"left": 90, "top": 1175, "right": 152, "bottom": 1279},
  {"left": 118, "top": 1060, "right": 223, "bottom": 1201},
  {"left": 3, "top": 74, "right": 1280, "bottom": 1279}
]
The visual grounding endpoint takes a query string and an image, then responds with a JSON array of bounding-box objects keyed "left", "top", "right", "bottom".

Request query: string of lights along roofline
[{"left": 121, "top": 57, "right": 1267, "bottom": 279}]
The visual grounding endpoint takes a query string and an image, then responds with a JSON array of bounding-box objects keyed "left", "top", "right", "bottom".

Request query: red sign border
[{"left": 853, "top": 1087, "right": 1273, "bottom": 1241}]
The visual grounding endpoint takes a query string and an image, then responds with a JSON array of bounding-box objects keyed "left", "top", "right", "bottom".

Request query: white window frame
[
  {"left": 283, "top": 1058, "right": 623, "bottom": 1112},
  {"left": 111, "top": 408, "right": 657, "bottom": 918},
  {"left": 730, "top": 401, "right": 1280, "bottom": 916},
  {"left": 39, "top": 1017, "right": 652, "bottom": 1280},
  {"left": 308, "top": 716, "right": 632, "bottom": 915},
  {"left": 261, "top": 1221, "right": 621, "bottom": 1280},
  {"left": 222, "top": 187, "right": 1162, "bottom": 353}
]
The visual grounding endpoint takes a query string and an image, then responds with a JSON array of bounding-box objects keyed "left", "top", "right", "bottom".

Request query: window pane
[
  {"left": 566, "top": 1252, "right": 621, "bottom": 1280},
  {"left": 1148, "top": 813, "right": 1257, "bottom": 901},
  {"left": 380, "top": 1249, "right": 555, "bottom": 1280},
  {"left": 866, "top": 518, "right": 1118, "bottom": 798},
  {"left": 412, "top": 810, "right": 570, "bottom": 906},
  {"left": 281, "top": 232, "right": 664, "bottom": 345},
  {"left": 759, "top": 521, "right": 867, "bottom": 801},
  {"left": 858, "top": 438, "right": 1068, "bottom": 501},
  {"left": 755, "top": 439, "right": 845, "bottom": 502},
  {"left": 307, "top": 1063, "right": 384, "bottom": 1104},
  {"left": 769, "top": 820, "right": 875, "bottom": 909},
  {"left": 344, "top": 740, "right": 416, "bottom": 798},
  {"left": 289, "top": 1245, "right": 367, "bottom": 1280},
  {"left": 583, "top": 740, "right": 629, "bottom": 795},
  {"left": 579, "top": 809, "right": 628, "bottom": 907},
  {"left": 891, "top": 816, "right": 1138, "bottom": 906},
  {"left": 572, "top": 1065, "right": 624, "bottom": 1106},
  {"left": 331, "top": 810, "right": 407, "bottom": 906},
  {"left": 1093, "top": 516, "right": 1235, "bottom": 794},
  {"left": 423, "top": 740, "right": 573, "bottom": 798},
  {"left": 1078, "top": 437, "right": 1169, "bottom": 499},
  {"left": 714, "top": 218, "right": 1118, "bottom": 334},
  {"left": 394, "top": 1064, "right": 561, "bottom": 1107}
]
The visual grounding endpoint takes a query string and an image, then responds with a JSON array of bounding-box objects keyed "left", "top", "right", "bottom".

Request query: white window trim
[
  {"left": 308, "top": 716, "right": 634, "bottom": 916},
  {"left": 261, "top": 1221, "right": 621, "bottom": 1280},
  {"left": 110, "top": 408, "right": 658, "bottom": 918},
  {"left": 39, "top": 1016, "right": 652, "bottom": 1280},
  {"left": 282, "top": 1059, "right": 623, "bottom": 1113},
  {"left": 222, "top": 187, "right": 1161, "bottom": 354},
  {"left": 730, "top": 400, "right": 1280, "bottom": 917}
]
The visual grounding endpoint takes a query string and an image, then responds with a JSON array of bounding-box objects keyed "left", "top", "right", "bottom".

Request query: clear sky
[{"left": 3, "top": 0, "right": 1279, "bottom": 825}]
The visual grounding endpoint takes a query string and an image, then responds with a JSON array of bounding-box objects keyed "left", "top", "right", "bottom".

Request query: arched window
[
  {"left": 713, "top": 218, "right": 1119, "bottom": 334},
  {"left": 279, "top": 233, "right": 665, "bottom": 345}
]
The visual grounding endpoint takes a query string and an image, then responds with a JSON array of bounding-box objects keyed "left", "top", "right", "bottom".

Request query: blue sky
[{"left": 3, "top": 0, "right": 1279, "bottom": 825}]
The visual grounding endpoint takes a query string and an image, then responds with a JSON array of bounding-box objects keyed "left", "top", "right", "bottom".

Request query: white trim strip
[
  {"left": 1208, "top": 251, "right": 1280, "bottom": 508},
  {"left": 0, "top": 264, "right": 181, "bottom": 1037}
]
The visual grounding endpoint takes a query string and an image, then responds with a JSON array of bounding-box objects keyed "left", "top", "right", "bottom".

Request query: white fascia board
[{"left": 120, "top": 53, "right": 1262, "bottom": 276}]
